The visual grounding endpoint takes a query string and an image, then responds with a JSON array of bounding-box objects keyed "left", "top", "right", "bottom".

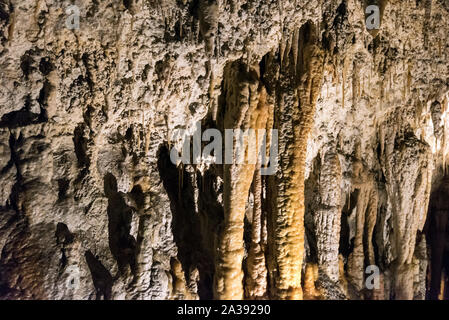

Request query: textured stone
[{"left": 0, "top": 0, "right": 449, "bottom": 300}]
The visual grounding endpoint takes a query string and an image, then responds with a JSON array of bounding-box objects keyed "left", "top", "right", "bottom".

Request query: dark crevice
[
  {"left": 340, "top": 190, "right": 359, "bottom": 258},
  {"left": 0, "top": 96, "right": 48, "bottom": 128},
  {"left": 57, "top": 179, "right": 70, "bottom": 201},
  {"left": 157, "top": 144, "right": 218, "bottom": 299},
  {"left": 37, "top": 80, "right": 52, "bottom": 109},
  {"left": 104, "top": 173, "right": 137, "bottom": 277},
  {"left": 123, "top": 0, "right": 131, "bottom": 10},
  {"left": 7, "top": 132, "right": 23, "bottom": 214},
  {"left": 85, "top": 250, "right": 113, "bottom": 300},
  {"left": 81, "top": 53, "right": 94, "bottom": 92},
  {"left": 39, "top": 57, "right": 53, "bottom": 76},
  {"left": 304, "top": 155, "right": 321, "bottom": 264},
  {"left": 372, "top": 206, "right": 382, "bottom": 269},
  {"left": 55, "top": 223, "right": 74, "bottom": 269},
  {"left": 129, "top": 185, "right": 145, "bottom": 209},
  {"left": 20, "top": 52, "right": 34, "bottom": 79},
  {"left": 425, "top": 176, "right": 449, "bottom": 300},
  {"left": 141, "top": 64, "right": 150, "bottom": 82},
  {"left": 55, "top": 223, "right": 74, "bottom": 245},
  {"left": 73, "top": 124, "right": 90, "bottom": 168},
  {"left": 0, "top": 0, "right": 10, "bottom": 23}
]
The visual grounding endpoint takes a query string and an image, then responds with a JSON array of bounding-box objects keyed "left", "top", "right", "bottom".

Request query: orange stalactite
[
  {"left": 214, "top": 61, "right": 270, "bottom": 300},
  {"left": 267, "top": 22, "right": 324, "bottom": 300}
]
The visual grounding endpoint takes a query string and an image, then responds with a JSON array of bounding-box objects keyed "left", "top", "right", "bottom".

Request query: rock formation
[{"left": 0, "top": 0, "right": 449, "bottom": 300}]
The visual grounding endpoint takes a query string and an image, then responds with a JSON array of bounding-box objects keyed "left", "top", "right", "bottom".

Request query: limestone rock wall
[{"left": 0, "top": 0, "right": 449, "bottom": 300}]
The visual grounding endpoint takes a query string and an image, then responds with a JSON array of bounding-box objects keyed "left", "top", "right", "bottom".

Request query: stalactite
[
  {"left": 342, "top": 57, "right": 348, "bottom": 109},
  {"left": 245, "top": 167, "right": 268, "bottom": 299},
  {"left": 214, "top": 61, "right": 270, "bottom": 300},
  {"left": 292, "top": 28, "right": 299, "bottom": 72},
  {"left": 267, "top": 22, "right": 324, "bottom": 300},
  {"left": 352, "top": 61, "right": 360, "bottom": 105},
  {"left": 314, "top": 151, "right": 342, "bottom": 283},
  {"left": 401, "top": 76, "right": 407, "bottom": 105},
  {"left": 347, "top": 142, "right": 378, "bottom": 291},
  {"left": 245, "top": 89, "right": 275, "bottom": 300},
  {"left": 407, "top": 62, "right": 412, "bottom": 97},
  {"left": 444, "top": 100, "right": 448, "bottom": 174},
  {"left": 283, "top": 32, "right": 293, "bottom": 67},
  {"left": 198, "top": 0, "right": 218, "bottom": 55},
  {"left": 280, "top": 32, "right": 286, "bottom": 68},
  {"left": 145, "top": 113, "right": 152, "bottom": 155},
  {"left": 3, "top": 0, "right": 448, "bottom": 302},
  {"left": 382, "top": 127, "right": 432, "bottom": 299}
]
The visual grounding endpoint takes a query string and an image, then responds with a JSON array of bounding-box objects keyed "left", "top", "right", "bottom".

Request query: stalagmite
[{"left": 214, "top": 61, "right": 270, "bottom": 300}]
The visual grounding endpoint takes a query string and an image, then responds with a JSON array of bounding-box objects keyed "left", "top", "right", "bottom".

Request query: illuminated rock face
[
  {"left": 265, "top": 22, "right": 325, "bottom": 300},
  {"left": 0, "top": 0, "right": 449, "bottom": 300},
  {"left": 214, "top": 61, "right": 270, "bottom": 299}
]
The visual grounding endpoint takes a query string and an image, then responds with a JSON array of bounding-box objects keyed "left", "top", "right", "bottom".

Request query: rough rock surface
[{"left": 1, "top": 0, "right": 449, "bottom": 300}]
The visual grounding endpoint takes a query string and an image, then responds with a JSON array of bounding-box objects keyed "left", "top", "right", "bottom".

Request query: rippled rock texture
[{"left": 0, "top": 0, "right": 449, "bottom": 300}]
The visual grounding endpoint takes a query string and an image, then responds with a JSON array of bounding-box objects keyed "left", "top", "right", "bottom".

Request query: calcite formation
[{"left": 1, "top": 0, "right": 449, "bottom": 300}]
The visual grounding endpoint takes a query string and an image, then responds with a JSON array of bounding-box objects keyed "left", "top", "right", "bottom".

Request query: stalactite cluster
[
  {"left": 214, "top": 60, "right": 270, "bottom": 299},
  {"left": 1, "top": 0, "right": 449, "bottom": 300},
  {"left": 266, "top": 22, "right": 325, "bottom": 300}
]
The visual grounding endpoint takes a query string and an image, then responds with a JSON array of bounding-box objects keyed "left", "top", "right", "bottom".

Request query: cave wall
[{"left": 0, "top": 0, "right": 449, "bottom": 300}]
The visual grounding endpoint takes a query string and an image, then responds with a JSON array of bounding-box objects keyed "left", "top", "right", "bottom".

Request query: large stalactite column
[
  {"left": 214, "top": 61, "right": 270, "bottom": 300},
  {"left": 347, "top": 143, "right": 378, "bottom": 292},
  {"left": 267, "top": 22, "right": 324, "bottom": 300},
  {"left": 382, "top": 130, "right": 432, "bottom": 299}
]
